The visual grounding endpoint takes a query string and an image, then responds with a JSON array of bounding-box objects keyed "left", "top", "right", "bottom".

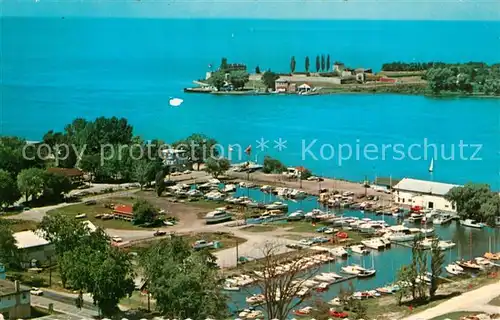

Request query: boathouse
[{"left": 392, "top": 178, "right": 459, "bottom": 212}]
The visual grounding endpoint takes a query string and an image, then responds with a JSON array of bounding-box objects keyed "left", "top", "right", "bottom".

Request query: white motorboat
[
  {"left": 388, "top": 231, "right": 415, "bottom": 242},
  {"left": 433, "top": 213, "right": 453, "bottom": 225},
  {"left": 329, "top": 247, "right": 349, "bottom": 258},
  {"left": 460, "top": 219, "right": 485, "bottom": 229},
  {"left": 438, "top": 240, "right": 456, "bottom": 250},
  {"left": 445, "top": 263, "right": 464, "bottom": 276},
  {"left": 260, "top": 185, "right": 273, "bottom": 192},
  {"left": 204, "top": 209, "right": 232, "bottom": 224},
  {"left": 287, "top": 210, "right": 305, "bottom": 221},
  {"left": 245, "top": 294, "right": 265, "bottom": 304},
  {"left": 341, "top": 264, "right": 375, "bottom": 277},
  {"left": 350, "top": 244, "right": 369, "bottom": 255},
  {"left": 296, "top": 287, "right": 310, "bottom": 297},
  {"left": 361, "top": 238, "right": 385, "bottom": 250},
  {"left": 265, "top": 202, "right": 288, "bottom": 211},
  {"left": 474, "top": 257, "right": 494, "bottom": 269},
  {"left": 222, "top": 184, "right": 236, "bottom": 193},
  {"left": 223, "top": 284, "right": 240, "bottom": 291}
]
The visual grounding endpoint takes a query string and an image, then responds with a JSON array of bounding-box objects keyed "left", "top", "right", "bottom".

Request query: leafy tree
[
  {"left": 0, "top": 225, "right": 20, "bottom": 269},
  {"left": 208, "top": 71, "right": 226, "bottom": 90},
  {"left": 78, "top": 154, "right": 101, "bottom": 181},
  {"left": 255, "top": 66, "right": 261, "bottom": 74},
  {"left": 229, "top": 70, "right": 249, "bottom": 90},
  {"left": 43, "top": 172, "right": 73, "bottom": 200},
  {"left": 315, "top": 55, "right": 320, "bottom": 72},
  {"left": 174, "top": 134, "right": 219, "bottom": 170},
  {"left": 0, "top": 169, "right": 21, "bottom": 208},
  {"left": 261, "top": 70, "right": 280, "bottom": 90},
  {"left": 480, "top": 194, "right": 500, "bottom": 226},
  {"left": 299, "top": 168, "right": 312, "bottom": 180},
  {"left": 17, "top": 168, "right": 46, "bottom": 202},
  {"left": 141, "top": 236, "right": 228, "bottom": 319},
  {"left": 134, "top": 159, "right": 154, "bottom": 190},
  {"left": 290, "top": 56, "right": 296, "bottom": 73},
  {"left": 413, "top": 234, "right": 428, "bottom": 301},
  {"left": 42, "top": 130, "right": 77, "bottom": 168},
  {"left": 321, "top": 54, "right": 325, "bottom": 71},
  {"left": 305, "top": 56, "right": 310, "bottom": 72},
  {"left": 262, "top": 156, "right": 287, "bottom": 174},
  {"left": 326, "top": 54, "right": 331, "bottom": 71},
  {"left": 429, "top": 237, "right": 445, "bottom": 299},
  {"left": 0, "top": 137, "right": 41, "bottom": 177},
  {"left": 445, "top": 183, "right": 494, "bottom": 223},
  {"left": 204, "top": 157, "right": 230, "bottom": 178},
  {"left": 60, "top": 241, "right": 134, "bottom": 316},
  {"left": 88, "top": 247, "right": 135, "bottom": 316},
  {"left": 395, "top": 265, "right": 414, "bottom": 305},
  {"left": 132, "top": 199, "right": 158, "bottom": 225},
  {"left": 155, "top": 170, "right": 166, "bottom": 197}
]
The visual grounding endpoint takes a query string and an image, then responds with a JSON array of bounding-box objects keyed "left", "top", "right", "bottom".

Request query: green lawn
[
  {"left": 287, "top": 221, "right": 321, "bottom": 233},
  {"left": 124, "top": 232, "right": 246, "bottom": 254},
  {"left": 7, "top": 265, "right": 64, "bottom": 290},
  {"left": 0, "top": 218, "right": 38, "bottom": 232},
  {"left": 47, "top": 197, "right": 146, "bottom": 230},
  {"left": 489, "top": 294, "right": 500, "bottom": 306}
]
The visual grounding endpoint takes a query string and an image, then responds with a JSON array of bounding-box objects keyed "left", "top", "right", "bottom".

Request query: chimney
[{"left": 14, "top": 280, "right": 20, "bottom": 292}]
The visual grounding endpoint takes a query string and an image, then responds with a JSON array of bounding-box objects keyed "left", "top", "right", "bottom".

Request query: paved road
[
  {"left": 402, "top": 280, "right": 500, "bottom": 320},
  {"left": 31, "top": 295, "right": 97, "bottom": 318}
]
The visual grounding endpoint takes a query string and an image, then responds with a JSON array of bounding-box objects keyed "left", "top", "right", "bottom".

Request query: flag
[{"left": 245, "top": 145, "right": 252, "bottom": 155}]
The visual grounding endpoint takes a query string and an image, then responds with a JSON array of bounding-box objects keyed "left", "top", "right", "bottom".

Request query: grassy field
[
  {"left": 489, "top": 294, "right": 500, "bottom": 306},
  {"left": 0, "top": 218, "right": 38, "bottom": 232},
  {"left": 124, "top": 232, "right": 247, "bottom": 254},
  {"left": 47, "top": 197, "right": 146, "bottom": 230},
  {"left": 7, "top": 265, "right": 65, "bottom": 290}
]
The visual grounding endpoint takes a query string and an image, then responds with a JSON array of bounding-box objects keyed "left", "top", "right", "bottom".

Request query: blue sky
[{"left": 2, "top": 0, "right": 500, "bottom": 20}]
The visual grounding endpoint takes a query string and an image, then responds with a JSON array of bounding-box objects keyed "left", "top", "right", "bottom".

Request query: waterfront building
[
  {"left": 13, "top": 231, "right": 55, "bottom": 268},
  {"left": 0, "top": 280, "right": 31, "bottom": 320},
  {"left": 275, "top": 79, "right": 296, "bottom": 93},
  {"left": 392, "top": 178, "right": 459, "bottom": 212},
  {"left": 47, "top": 167, "right": 84, "bottom": 184}
]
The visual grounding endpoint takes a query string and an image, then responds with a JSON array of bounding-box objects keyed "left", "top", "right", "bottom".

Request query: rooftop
[
  {"left": 47, "top": 167, "right": 84, "bottom": 177},
  {"left": 114, "top": 204, "right": 133, "bottom": 215},
  {"left": 0, "top": 279, "right": 30, "bottom": 296},
  {"left": 13, "top": 230, "right": 51, "bottom": 249},
  {"left": 393, "top": 178, "right": 460, "bottom": 196}
]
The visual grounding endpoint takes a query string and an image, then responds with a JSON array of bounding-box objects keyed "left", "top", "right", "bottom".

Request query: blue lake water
[
  {"left": 1, "top": 18, "right": 500, "bottom": 186},
  {"left": 228, "top": 187, "right": 500, "bottom": 311}
]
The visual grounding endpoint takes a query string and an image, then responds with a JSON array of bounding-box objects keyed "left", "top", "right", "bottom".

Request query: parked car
[
  {"left": 84, "top": 200, "right": 97, "bottom": 205},
  {"left": 311, "top": 237, "right": 329, "bottom": 244},
  {"left": 153, "top": 230, "right": 167, "bottom": 237},
  {"left": 111, "top": 236, "right": 123, "bottom": 243},
  {"left": 316, "top": 226, "right": 328, "bottom": 233},
  {"left": 192, "top": 240, "right": 214, "bottom": 250},
  {"left": 30, "top": 287, "right": 43, "bottom": 296},
  {"left": 298, "top": 239, "right": 314, "bottom": 246}
]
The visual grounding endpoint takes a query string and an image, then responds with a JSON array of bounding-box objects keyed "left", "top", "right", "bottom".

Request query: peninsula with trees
[{"left": 185, "top": 57, "right": 500, "bottom": 97}]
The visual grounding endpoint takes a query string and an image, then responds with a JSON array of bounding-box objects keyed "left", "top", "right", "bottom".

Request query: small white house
[
  {"left": 13, "top": 231, "right": 55, "bottom": 268},
  {"left": 393, "top": 178, "right": 460, "bottom": 212}
]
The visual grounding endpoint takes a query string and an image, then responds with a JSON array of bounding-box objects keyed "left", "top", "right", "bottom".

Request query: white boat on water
[
  {"left": 246, "top": 294, "right": 265, "bottom": 304},
  {"left": 342, "top": 264, "right": 376, "bottom": 277},
  {"left": 438, "top": 240, "right": 456, "bottom": 250},
  {"left": 445, "top": 263, "right": 464, "bottom": 276},
  {"left": 474, "top": 257, "right": 494, "bottom": 269},
  {"left": 460, "top": 219, "right": 485, "bottom": 229},
  {"left": 329, "top": 247, "right": 349, "bottom": 258},
  {"left": 387, "top": 231, "right": 415, "bottom": 242},
  {"left": 433, "top": 213, "right": 453, "bottom": 225},
  {"left": 265, "top": 202, "right": 288, "bottom": 211},
  {"left": 222, "top": 184, "right": 236, "bottom": 193},
  {"left": 314, "top": 272, "right": 342, "bottom": 282},
  {"left": 361, "top": 238, "right": 385, "bottom": 250},
  {"left": 350, "top": 244, "right": 369, "bottom": 255}
]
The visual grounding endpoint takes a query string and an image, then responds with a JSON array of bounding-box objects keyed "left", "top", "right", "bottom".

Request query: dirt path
[{"left": 402, "top": 280, "right": 500, "bottom": 320}]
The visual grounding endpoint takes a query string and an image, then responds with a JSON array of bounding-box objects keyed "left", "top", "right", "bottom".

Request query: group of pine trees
[{"left": 290, "top": 54, "right": 332, "bottom": 73}]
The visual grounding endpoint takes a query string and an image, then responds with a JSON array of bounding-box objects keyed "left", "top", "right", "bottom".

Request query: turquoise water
[
  {"left": 1, "top": 18, "right": 500, "bottom": 186},
  {"left": 228, "top": 187, "right": 500, "bottom": 311}
]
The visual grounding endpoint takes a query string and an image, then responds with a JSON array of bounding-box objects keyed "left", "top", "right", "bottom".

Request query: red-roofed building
[{"left": 113, "top": 204, "right": 134, "bottom": 221}]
